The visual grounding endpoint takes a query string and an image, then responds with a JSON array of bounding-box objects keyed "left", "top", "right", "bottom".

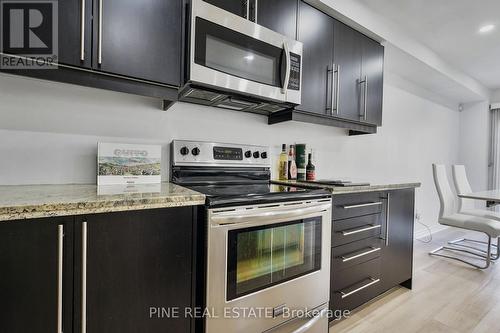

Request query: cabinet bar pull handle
[
  {"left": 326, "top": 65, "right": 333, "bottom": 114},
  {"left": 340, "top": 224, "right": 381, "bottom": 236},
  {"left": 385, "top": 193, "right": 390, "bottom": 246},
  {"left": 333, "top": 64, "right": 340, "bottom": 115},
  {"left": 80, "top": 0, "right": 85, "bottom": 61},
  {"left": 363, "top": 75, "right": 368, "bottom": 120},
  {"left": 57, "top": 225, "right": 64, "bottom": 333},
  {"left": 98, "top": 0, "right": 103, "bottom": 64},
  {"left": 254, "top": 0, "right": 258, "bottom": 22},
  {"left": 81, "top": 221, "right": 88, "bottom": 333},
  {"left": 339, "top": 278, "right": 380, "bottom": 299},
  {"left": 340, "top": 247, "right": 381, "bottom": 262},
  {"left": 341, "top": 201, "right": 382, "bottom": 209},
  {"left": 358, "top": 76, "right": 368, "bottom": 120}
]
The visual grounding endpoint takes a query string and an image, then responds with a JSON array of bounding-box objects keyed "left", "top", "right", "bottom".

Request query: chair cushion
[
  {"left": 440, "top": 214, "right": 500, "bottom": 238},
  {"left": 461, "top": 209, "right": 500, "bottom": 223}
]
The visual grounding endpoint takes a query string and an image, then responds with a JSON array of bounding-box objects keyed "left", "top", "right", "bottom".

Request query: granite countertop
[
  {"left": 0, "top": 182, "right": 205, "bottom": 222},
  {"left": 272, "top": 180, "right": 421, "bottom": 194}
]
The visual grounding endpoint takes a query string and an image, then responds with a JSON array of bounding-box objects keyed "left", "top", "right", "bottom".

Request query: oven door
[
  {"left": 190, "top": 0, "right": 302, "bottom": 105},
  {"left": 206, "top": 199, "right": 331, "bottom": 333}
]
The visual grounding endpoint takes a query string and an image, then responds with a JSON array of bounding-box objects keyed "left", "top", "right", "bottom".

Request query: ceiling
[{"left": 354, "top": 0, "right": 500, "bottom": 90}]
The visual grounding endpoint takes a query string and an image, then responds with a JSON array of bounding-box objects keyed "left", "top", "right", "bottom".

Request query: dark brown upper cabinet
[
  {"left": 205, "top": 0, "right": 298, "bottom": 38},
  {"left": 334, "top": 20, "right": 384, "bottom": 126},
  {"left": 256, "top": 0, "right": 298, "bottom": 39},
  {"left": 58, "top": 0, "right": 92, "bottom": 68},
  {"left": 93, "top": 0, "right": 182, "bottom": 85},
  {"left": 1, "top": 0, "right": 182, "bottom": 102},
  {"left": 362, "top": 38, "right": 384, "bottom": 126},
  {"left": 203, "top": 0, "right": 247, "bottom": 18},
  {"left": 296, "top": 1, "right": 334, "bottom": 115},
  {"left": 333, "top": 20, "right": 363, "bottom": 123},
  {"left": 269, "top": 2, "right": 384, "bottom": 134}
]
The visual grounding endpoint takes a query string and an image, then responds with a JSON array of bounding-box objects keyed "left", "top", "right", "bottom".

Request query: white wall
[
  {"left": 491, "top": 89, "right": 500, "bottom": 104},
  {"left": 458, "top": 102, "right": 490, "bottom": 199},
  {"left": 0, "top": 73, "right": 461, "bottom": 234}
]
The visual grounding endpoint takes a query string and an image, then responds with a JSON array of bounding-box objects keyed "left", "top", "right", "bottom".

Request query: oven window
[
  {"left": 227, "top": 218, "right": 322, "bottom": 301},
  {"left": 195, "top": 18, "right": 285, "bottom": 88}
]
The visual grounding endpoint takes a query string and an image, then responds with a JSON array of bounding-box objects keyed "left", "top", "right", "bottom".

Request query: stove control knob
[
  {"left": 191, "top": 147, "right": 200, "bottom": 156},
  {"left": 180, "top": 147, "right": 189, "bottom": 155},
  {"left": 261, "top": 152, "right": 267, "bottom": 159},
  {"left": 245, "top": 150, "right": 252, "bottom": 158},
  {"left": 253, "top": 151, "right": 260, "bottom": 158}
]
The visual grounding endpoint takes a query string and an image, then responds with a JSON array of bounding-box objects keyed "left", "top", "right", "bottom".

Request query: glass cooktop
[{"left": 184, "top": 183, "right": 330, "bottom": 208}]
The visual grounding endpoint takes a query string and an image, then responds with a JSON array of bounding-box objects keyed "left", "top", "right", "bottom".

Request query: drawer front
[
  {"left": 330, "top": 258, "right": 381, "bottom": 320},
  {"left": 332, "top": 237, "right": 382, "bottom": 270},
  {"left": 332, "top": 213, "right": 382, "bottom": 246},
  {"left": 332, "top": 192, "right": 384, "bottom": 220}
]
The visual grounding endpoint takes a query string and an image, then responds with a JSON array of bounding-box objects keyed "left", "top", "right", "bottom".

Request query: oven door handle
[
  {"left": 290, "top": 307, "right": 328, "bottom": 333},
  {"left": 211, "top": 203, "right": 331, "bottom": 225},
  {"left": 281, "top": 41, "right": 291, "bottom": 94}
]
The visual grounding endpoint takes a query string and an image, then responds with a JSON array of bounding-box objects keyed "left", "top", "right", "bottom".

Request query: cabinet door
[
  {"left": 296, "top": 2, "right": 334, "bottom": 115},
  {"left": 93, "top": 0, "right": 182, "bottom": 85},
  {"left": 361, "top": 38, "right": 384, "bottom": 126},
  {"left": 0, "top": 218, "right": 74, "bottom": 333},
  {"left": 381, "top": 189, "right": 414, "bottom": 292},
  {"left": 58, "top": 0, "right": 92, "bottom": 68},
  {"left": 256, "top": 0, "right": 298, "bottom": 38},
  {"left": 204, "top": 0, "right": 246, "bottom": 17},
  {"left": 333, "top": 20, "right": 362, "bottom": 122},
  {"left": 77, "top": 208, "right": 194, "bottom": 333}
]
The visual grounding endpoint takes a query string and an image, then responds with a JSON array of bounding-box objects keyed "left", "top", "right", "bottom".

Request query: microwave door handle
[{"left": 281, "top": 41, "right": 291, "bottom": 94}]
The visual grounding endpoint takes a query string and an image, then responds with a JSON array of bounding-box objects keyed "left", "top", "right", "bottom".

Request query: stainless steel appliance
[
  {"left": 180, "top": 0, "right": 303, "bottom": 114},
  {"left": 171, "top": 140, "right": 331, "bottom": 333}
]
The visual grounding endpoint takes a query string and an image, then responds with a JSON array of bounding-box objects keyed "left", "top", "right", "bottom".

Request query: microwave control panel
[{"left": 287, "top": 52, "right": 301, "bottom": 91}]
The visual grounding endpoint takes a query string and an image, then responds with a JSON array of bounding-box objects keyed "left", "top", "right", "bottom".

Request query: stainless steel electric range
[{"left": 171, "top": 140, "right": 332, "bottom": 333}]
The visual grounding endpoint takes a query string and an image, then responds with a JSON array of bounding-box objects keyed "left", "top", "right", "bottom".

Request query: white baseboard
[{"left": 414, "top": 224, "right": 449, "bottom": 240}]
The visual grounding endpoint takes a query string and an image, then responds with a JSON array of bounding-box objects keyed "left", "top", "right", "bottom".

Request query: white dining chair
[
  {"left": 452, "top": 164, "right": 500, "bottom": 259},
  {"left": 431, "top": 164, "right": 500, "bottom": 269}
]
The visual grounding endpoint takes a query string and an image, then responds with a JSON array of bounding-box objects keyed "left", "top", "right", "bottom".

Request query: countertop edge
[
  {"left": 272, "top": 180, "right": 421, "bottom": 194},
  {"left": 0, "top": 197, "right": 206, "bottom": 222},
  {"left": 0, "top": 183, "right": 206, "bottom": 222}
]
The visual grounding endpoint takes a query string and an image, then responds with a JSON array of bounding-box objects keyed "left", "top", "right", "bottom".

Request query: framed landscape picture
[{"left": 97, "top": 143, "right": 162, "bottom": 185}]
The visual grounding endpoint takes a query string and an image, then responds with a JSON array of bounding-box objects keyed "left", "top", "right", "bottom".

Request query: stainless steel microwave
[{"left": 180, "top": 0, "right": 303, "bottom": 113}]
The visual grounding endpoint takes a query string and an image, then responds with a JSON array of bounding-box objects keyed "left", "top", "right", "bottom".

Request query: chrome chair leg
[
  {"left": 430, "top": 234, "right": 492, "bottom": 269},
  {"left": 448, "top": 237, "right": 500, "bottom": 260}
]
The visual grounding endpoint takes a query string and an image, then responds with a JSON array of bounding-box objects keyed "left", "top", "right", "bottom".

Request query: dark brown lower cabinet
[
  {"left": 74, "top": 208, "right": 195, "bottom": 333},
  {"left": 381, "top": 189, "right": 415, "bottom": 291},
  {"left": 0, "top": 207, "right": 197, "bottom": 333},
  {"left": 0, "top": 217, "right": 74, "bottom": 333},
  {"left": 329, "top": 189, "right": 415, "bottom": 323}
]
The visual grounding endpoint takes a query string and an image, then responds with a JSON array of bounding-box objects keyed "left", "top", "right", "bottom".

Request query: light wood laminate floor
[{"left": 329, "top": 228, "right": 500, "bottom": 333}]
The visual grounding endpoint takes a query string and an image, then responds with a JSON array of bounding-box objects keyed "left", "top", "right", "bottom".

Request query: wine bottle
[{"left": 306, "top": 152, "right": 316, "bottom": 181}]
